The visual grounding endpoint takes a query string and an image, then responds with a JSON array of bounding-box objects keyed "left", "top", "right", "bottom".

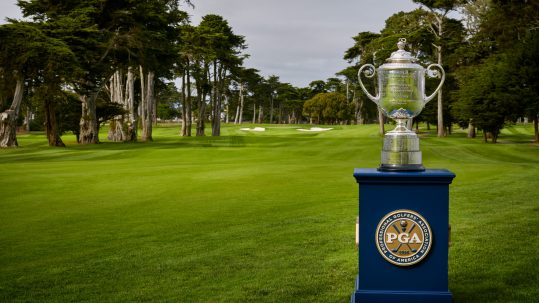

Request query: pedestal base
[{"left": 351, "top": 276, "right": 452, "bottom": 303}]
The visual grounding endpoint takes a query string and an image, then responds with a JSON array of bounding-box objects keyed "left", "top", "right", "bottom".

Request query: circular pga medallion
[{"left": 375, "top": 209, "right": 432, "bottom": 266}]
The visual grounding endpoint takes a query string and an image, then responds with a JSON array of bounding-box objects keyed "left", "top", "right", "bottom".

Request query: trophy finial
[
  {"left": 397, "top": 38, "right": 407, "bottom": 50},
  {"left": 388, "top": 38, "right": 414, "bottom": 63}
]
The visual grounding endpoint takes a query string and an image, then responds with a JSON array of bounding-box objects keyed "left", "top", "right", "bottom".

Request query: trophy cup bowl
[{"left": 358, "top": 38, "right": 445, "bottom": 171}]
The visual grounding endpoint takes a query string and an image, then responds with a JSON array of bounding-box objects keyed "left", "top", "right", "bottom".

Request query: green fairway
[{"left": 1, "top": 124, "right": 538, "bottom": 302}]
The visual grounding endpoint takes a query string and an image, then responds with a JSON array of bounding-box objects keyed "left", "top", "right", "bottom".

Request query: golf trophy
[
  {"left": 358, "top": 38, "right": 445, "bottom": 171},
  {"left": 351, "top": 38, "right": 455, "bottom": 303}
]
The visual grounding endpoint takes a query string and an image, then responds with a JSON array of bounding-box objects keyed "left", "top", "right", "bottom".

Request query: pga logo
[
  {"left": 375, "top": 209, "right": 432, "bottom": 266},
  {"left": 386, "top": 231, "right": 422, "bottom": 245}
]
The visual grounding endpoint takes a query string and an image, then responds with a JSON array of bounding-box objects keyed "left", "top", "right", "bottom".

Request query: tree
[
  {"left": 18, "top": 0, "right": 112, "bottom": 144},
  {"left": 231, "top": 67, "right": 261, "bottom": 125},
  {"left": 413, "top": 0, "right": 462, "bottom": 137},
  {"left": 178, "top": 24, "right": 197, "bottom": 136},
  {"left": 194, "top": 14, "right": 246, "bottom": 136},
  {"left": 453, "top": 55, "right": 518, "bottom": 143},
  {"left": 342, "top": 32, "right": 381, "bottom": 126},
  {"left": 303, "top": 92, "right": 351, "bottom": 125},
  {"left": 133, "top": 1, "right": 190, "bottom": 141},
  {"left": 308, "top": 80, "right": 326, "bottom": 96},
  {"left": 512, "top": 31, "right": 539, "bottom": 142},
  {"left": 0, "top": 21, "right": 76, "bottom": 147},
  {"left": 267, "top": 75, "right": 280, "bottom": 124},
  {"left": 337, "top": 66, "right": 378, "bottom": 125},
  {"left": 453, "top": 0, "right": 539, "bottom": 142},
  {"left": 156, "top": 82, "right": 181, "bottom": 121}
]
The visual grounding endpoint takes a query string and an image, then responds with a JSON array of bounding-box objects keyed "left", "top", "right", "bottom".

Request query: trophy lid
[{"left": 386, "top": 38, "right": 416, "bottom": 63}]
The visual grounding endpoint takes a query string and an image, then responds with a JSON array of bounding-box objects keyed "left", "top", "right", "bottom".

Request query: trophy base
[
  {"left": 378, "top": 163, "right": 425, "bottom": 172},
  {"left": 379, "top": 127, "right": 425, "bottom": 171}
]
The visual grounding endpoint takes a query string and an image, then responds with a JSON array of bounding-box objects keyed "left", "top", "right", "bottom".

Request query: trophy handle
[
  {"left": 357, "top": 64, "right": 379, "bottom": 104},
  {"left": 424, "top": 64, "right": 445, "bottom": 104}
]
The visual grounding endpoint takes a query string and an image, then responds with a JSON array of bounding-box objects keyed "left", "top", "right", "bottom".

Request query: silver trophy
[{"left": 358, "top": 38, "right": 445, "bottom": 171}]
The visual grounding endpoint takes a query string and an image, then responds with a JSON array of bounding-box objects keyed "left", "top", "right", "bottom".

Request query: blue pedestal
[{"left": 351, "top": 168, "right": 455, "bottom": 303}]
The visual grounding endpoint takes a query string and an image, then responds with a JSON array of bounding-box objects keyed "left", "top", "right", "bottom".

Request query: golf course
[{"left": 1, "top": 124, "right": 538, "bottom": 302}]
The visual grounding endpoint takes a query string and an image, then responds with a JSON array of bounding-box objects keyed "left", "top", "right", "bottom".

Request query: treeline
[{"left": 1, "top": 0, "right": 538, "bottom": 147}]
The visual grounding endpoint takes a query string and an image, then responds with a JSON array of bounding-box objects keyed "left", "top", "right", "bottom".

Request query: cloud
[{"left": 188, "top": 0, "right": 421, "bottom": 87}]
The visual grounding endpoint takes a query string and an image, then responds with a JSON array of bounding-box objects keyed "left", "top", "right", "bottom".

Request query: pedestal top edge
[{"left": 354, "top": 168, "right": 456, "bottom": 183}]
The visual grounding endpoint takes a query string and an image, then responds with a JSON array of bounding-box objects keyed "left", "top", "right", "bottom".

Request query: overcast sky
[{"left": 1, "top": 0, "right": 423, "bottom": 87}]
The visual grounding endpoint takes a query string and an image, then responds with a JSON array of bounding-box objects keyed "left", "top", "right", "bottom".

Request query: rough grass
[{"left": 0, "top": 124, "right": 538, "bottom": 302}]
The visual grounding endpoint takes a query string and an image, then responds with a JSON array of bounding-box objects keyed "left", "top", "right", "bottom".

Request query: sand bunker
[
  {"left": 240, "top": 127, "right": 266, "bottom": 132},
  {"left": 297, "top": 127, "right": 333, "bottom": 132}
]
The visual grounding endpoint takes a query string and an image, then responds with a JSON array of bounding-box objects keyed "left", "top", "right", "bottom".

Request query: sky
[{"left": 0, "top": 0, "right": 425, "bottom": 87}]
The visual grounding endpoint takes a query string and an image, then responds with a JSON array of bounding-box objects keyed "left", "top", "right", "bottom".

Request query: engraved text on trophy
[{"left": 380, "top": 70, "right": 422, "bottom": 119}]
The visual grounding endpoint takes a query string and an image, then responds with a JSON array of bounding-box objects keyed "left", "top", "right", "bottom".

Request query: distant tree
[
  {"left": 266, "top": 75, "right": 280, "bottom": 124},
  {"left": 178, "top": 24, "right": 196, "bottom": 136},
  {"left": 342, "top": 32, "right": 381, "bottom": 126},
  {"left": 230, "top": 67, "right": 261, "bottom": 125},
  {"left": 303, "top": 92, "right": 351, "bottom": 125},
  {"left": 156, "top": 82, "right": 181, "bottom": 121},
  {"left": 195, "top": 14, "right": 246, "bottom": 136},
  {"left": 274, "top": 82, "right": 296, "bottom": 124},
  {"left": 325, "top": 78, "right": 344, "bottom": 93},
  {"left": 413, "top": 0, "right": 462, "bottom": 137},
  {"left": 308, "top": 80, "right": 326, "bottom": 96}
]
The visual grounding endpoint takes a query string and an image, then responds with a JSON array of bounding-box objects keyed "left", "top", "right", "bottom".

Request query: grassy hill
[{"left": 1, "top": 124, "right": 538, "bottom": 302}]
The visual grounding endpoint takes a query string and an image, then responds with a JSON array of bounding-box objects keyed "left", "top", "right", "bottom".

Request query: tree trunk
[
  {"left": 211, "top": 62, "right": 221, "bottom": 136},
  {"left": 186, "top": 67, "right": 192, "bottom": 136},
  {"left": 234, "top": 104, "right": 240, "bottom": 124},
  {"left": 354, "top": 92, "right": 360, "bottom": 125},
  {"left": 252, "top": 103, "right": 256, "bottom": 124},
  {"left": 180, "top": 65, "right": 193, "bottom": 137},
  {"left": 44, "top": 96, "right": 65, "bottom": 147},
  {"left": 0, "top": 78, "right": 24, "bottom": 148},
  {"left": 0, "top": 109, "right": 19, "bottom": 147},
  {"left": 141, "top": 70, "right": 154, "bottom": 142},
  {"left": 492, "top": 129, "right": 499, "bottom": 144},
  {"left": 126, "top": 67, "right": 137, "bottom": 142},
  {"left": 24, "top": 106, "right": 31, "bottom": 132},
  {"left": 181, "top": 73, "right": 187, "bottom": 136},
  {"left": 237, "top": 82, "right": 244, "bottom": 124},
  {"left": 108, "top": 70, "right": 127, "bottom": 142},
  {"left": 435, "top": 15, "right": 445, "bottom": 137},
  {"left": 278, "top": 102, "right": 282, "bottom": 124},
  {"left": 225, "top": 95, "right": 229, "bottom": 124},
  {"left": 466, "top": 121, "right": 475, "bottom": 138},
  {"left": 196, "top": 91, "right": 206, "bottom": 136},
  {"left": 79, "top": 93, "right": 99, "bottom": 144},
  {"left": 269, "top": 96, "right": 274, "bottom": 124},
  {"left": 378, "top": 108, "right": 385, "bottom": 136},
  {"left": 258, "top": 105, "right": 263, "bottom": 124},
  {"left": 534, "top": 114, "right": 539, "bottom": 143},
  {"left": 437, "top": 89, "right": 445, "bottom": 137},
  {"left": 139, "top": 66, "right": 146, "bottom": 126}
]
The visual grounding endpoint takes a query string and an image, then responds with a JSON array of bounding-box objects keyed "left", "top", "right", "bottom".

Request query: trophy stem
[
  {"left": 392, "top": 118, "right": 410, "bottom": 133},
  {"left": 379, "top": 118, "right": 425, "bottom": 172}
]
